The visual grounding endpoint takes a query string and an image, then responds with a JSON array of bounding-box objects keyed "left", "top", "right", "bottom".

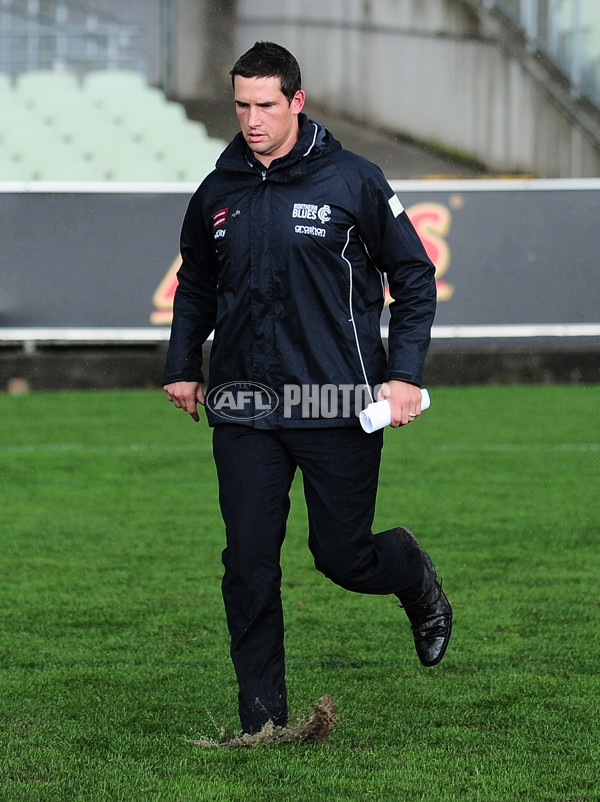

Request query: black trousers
[{"left": 212, "top": 424, "right": 425, "bottom": 733}]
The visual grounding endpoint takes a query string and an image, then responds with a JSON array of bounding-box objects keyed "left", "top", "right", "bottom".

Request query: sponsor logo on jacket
[
  {"left": 211, "top": 208, "right": 228, "bottom": 240},
  {"left": 292, "top": 202, "right": 331, "bottom": 237},
  {"left": 211, "top": 208, "right": 228, "bottom": 229}
]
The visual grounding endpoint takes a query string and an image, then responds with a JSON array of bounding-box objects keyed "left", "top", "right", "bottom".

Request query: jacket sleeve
[
  {"left": 357, "top": 167, "right": 437, "bottom": 387},
  {"left": 162, "top": 188, "right": 219, "bottom": 385}
]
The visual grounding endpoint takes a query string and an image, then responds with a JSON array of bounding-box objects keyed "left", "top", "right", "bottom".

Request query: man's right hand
[{"left": 163, "top": 381, "right": 205, "bottom": 423}]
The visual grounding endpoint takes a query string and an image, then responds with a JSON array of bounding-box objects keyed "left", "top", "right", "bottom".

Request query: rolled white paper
[
  {"left": 359, "top": 388, "right": 431, "bottom": 433},
  {"left": 359, "top": 400, "right": 391, "bottom": 433}
]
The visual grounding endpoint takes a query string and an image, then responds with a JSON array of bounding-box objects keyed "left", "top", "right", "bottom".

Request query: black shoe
[{"left": 399, "top": 550, "right": 453, "bottom": 667}]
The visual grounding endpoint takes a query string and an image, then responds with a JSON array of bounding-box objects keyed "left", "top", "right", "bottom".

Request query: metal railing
[
  {"left": 0, "top": 0, "right": 145, "bottom": 80},
  {"left": 482, "top": 0, "right": 600, "bottom": 106}
]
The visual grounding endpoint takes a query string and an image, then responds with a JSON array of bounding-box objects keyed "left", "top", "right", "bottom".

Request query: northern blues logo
[
  {"left": 292, "top": 202, "right": 331, "bottom": 237},
  {"left": 317, "top": 204, "right": 331, "bottom": 223}
]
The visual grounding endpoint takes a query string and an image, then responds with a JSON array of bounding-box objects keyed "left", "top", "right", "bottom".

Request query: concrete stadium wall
[
  {"left": 1, "top": 344, "right": 598, "bottom": 393},
  {"left": 171, "top": 0, "right": 235, "bottom": 99},
  {"left": 230, "top": 0, "right": 600, "bottom": 177}
]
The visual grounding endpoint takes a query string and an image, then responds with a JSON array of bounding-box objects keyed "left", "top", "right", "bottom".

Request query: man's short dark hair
[{"left": 230, "top": 41, "right": 302, "bottom": 103}]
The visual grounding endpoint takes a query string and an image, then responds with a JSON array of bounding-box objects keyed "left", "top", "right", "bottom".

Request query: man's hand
[
  {"left": 378, "top": 380, "right": 422, "bottom": 428},
  {"left": 163, "top": 381, "right": 205, "bottom": 423}
]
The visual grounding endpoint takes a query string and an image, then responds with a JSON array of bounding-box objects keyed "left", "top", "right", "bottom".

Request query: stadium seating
[
  {"left": 0, "top": 72, "right": 13, "bottom": 96},
  {"left": 84, "top": 69, "right": 149, "bottom": 101},
  {"left": 16, "top": 70, "right": 80, "bottom": 107},
  {"left": 0, "top": 68, "right": 226, "bottom": 182}
]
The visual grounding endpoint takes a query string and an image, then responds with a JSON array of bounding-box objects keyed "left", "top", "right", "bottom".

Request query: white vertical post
[
  {"left": 27, "top": 0, "right": 40, "bottom": 70},
  {"left": 570, "top": 0, "right": 582, "bottom": 98},
  {"left": 0, "top": 0, "right": 13, "bottom": 76},
  {"left": 548, "top": 0, "right": 559, "bottom": 57},
  {"left": 55, "top": 2, "right": 68, "bottom": 70},
  {"left": 522, "top": 0, "right": 538, "bottom": 52}
]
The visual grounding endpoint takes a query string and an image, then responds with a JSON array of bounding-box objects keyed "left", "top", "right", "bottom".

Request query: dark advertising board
[
  {"left": 1, "top": 180, "right": 599, "bottom": 344},
  {"left": 0, "top": 187, "right": 189, "bottom": 333}
]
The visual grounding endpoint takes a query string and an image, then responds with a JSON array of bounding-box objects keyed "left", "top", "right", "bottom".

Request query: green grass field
[{"left": 1, "top": 385, "right": 599, "bottom": 801}]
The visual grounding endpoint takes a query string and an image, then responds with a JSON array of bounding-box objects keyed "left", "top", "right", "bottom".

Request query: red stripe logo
[{"left": 211, "top": 208, "right": 228, "bottom": 230}]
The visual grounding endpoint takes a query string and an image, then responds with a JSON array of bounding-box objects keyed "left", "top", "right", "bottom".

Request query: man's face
[{"left": 233, "top": 75, "right": 305, "bottom": 167}]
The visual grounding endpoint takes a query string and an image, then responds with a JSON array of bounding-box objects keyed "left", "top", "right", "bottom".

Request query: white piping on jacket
[
  {"left": 302, "top": 123, "right": 319, "bottom": 157},
  {"left": 342, "top": 225, "right": 375, "bottom": 404}
]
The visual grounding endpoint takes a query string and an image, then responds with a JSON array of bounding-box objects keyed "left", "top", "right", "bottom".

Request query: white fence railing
[{"left": 0, "top": 0, "right": 145, "bottom": 79}]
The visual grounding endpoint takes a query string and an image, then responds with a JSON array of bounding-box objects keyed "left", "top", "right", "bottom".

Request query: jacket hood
[{"left": 215, "top": 113, "right": 341, "bottom": 175}]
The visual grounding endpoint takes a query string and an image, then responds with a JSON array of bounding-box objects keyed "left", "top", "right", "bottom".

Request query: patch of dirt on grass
[{"left": 191, "top": 694, "right": 336, "bottom": 748}]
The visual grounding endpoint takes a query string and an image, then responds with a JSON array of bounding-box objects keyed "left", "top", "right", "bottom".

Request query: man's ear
[{"left": 292, "top": 89, "right": 306, "bottom": 115}]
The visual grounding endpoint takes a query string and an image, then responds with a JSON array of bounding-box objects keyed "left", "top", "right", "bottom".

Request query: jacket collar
[{"left": 216, "top": 113, "right": 340, "bottom": 178}]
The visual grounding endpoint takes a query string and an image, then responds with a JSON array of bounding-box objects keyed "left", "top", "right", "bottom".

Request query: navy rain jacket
[{"left": 163, "top": 114, "right": 437, "bottom": 428}]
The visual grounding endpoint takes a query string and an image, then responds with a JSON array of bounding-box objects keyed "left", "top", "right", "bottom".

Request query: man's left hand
[{"left": 378, "top": 380, "right": 422, "bottom": 427}]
